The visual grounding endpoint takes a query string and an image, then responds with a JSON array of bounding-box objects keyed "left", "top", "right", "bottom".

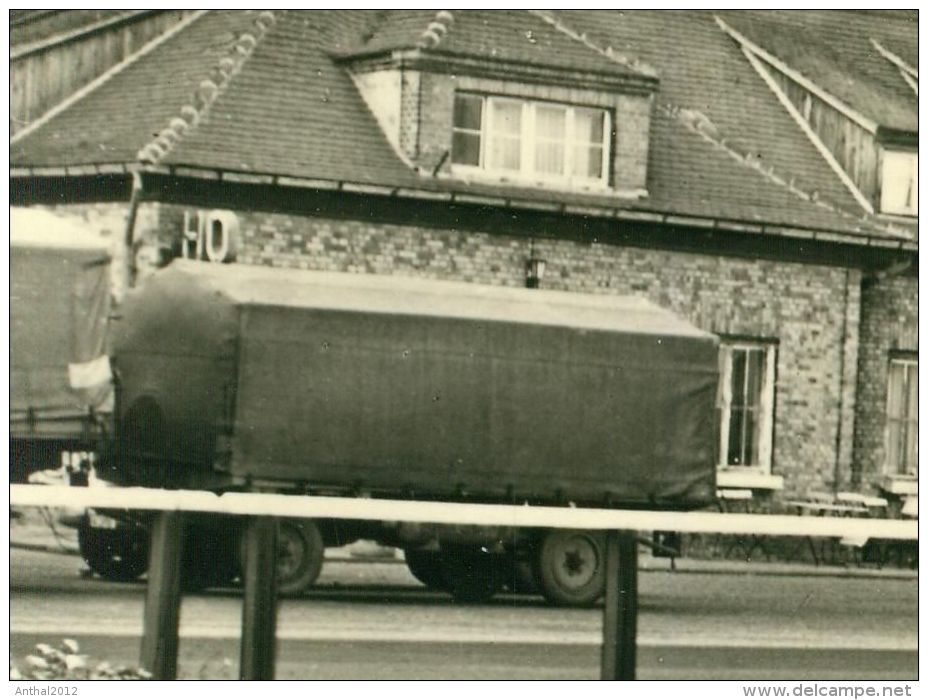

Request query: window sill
[
  {"left": 876, "top": 474, "right": 918, "bottom": 496},
  {"left": 716, "top": 470, "right": 784, "bottom": 491},
  {"left": 443, "top": 167, "right": 647, "bottom": 200}
]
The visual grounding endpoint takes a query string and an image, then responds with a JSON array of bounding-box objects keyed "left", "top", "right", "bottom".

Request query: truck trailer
[{"left": 99, "top": 259, "right": 719, "bottom": 604}]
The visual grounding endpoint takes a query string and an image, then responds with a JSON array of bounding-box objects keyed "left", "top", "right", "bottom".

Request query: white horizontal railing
[{"left": 10, "top": 484, "right": 916, "bottom": 541}]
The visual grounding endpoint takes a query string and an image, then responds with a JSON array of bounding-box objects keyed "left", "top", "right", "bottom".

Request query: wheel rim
[
  {"left": 277, "top": 526, "right": 307, "bottom": 581},
  {"left": 549, "top": 534, "right": 600, "bottom": 590}
]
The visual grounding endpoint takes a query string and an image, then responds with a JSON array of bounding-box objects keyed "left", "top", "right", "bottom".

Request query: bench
[
  {"left": 835, "top": 492, "right": 890, "bottom": 510},
  {"left": 714, "top": 489, "right": 773, "bottom": 560},
  {"left": 861, "top": 495, "right": 917, "bottom": 568},
  {"left": 784, "top": 492, "right": 891, "bottom": 566},
  {"left": 783, "top": 501, "right": 869, "bottom": 516}
]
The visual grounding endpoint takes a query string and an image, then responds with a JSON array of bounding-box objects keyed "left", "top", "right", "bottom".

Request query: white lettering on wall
[{"left": 181, "top": 209, "right": 239, "bottom": 263}]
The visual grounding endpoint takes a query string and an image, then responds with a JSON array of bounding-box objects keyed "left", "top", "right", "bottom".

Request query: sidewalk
[
  {"left": 10, "top": 512, "right": 916, "bottom": 581},
  {"left": 10, "top": 512, "right": 80, "bottom": 554},
  {"left": 634, "top": 552, "right": 917, "bottom": 580}
]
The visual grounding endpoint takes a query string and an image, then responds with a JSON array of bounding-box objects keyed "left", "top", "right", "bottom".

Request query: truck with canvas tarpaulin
[
  {"left": 10, "top": 208, "right": 112, "bottom": 483},
  {"left": 102, "top": 259, "right": 719, "bottom": 604}
]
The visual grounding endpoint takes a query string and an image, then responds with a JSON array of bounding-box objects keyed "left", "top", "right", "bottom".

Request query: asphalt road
[{"left": 10, "top": 549, "right": 918, "bottom": 680}]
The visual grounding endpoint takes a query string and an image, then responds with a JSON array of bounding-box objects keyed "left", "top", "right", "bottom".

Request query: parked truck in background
[
  {"left": 92, "top": 259, "right": 718, "bottom": 605},
  {"left": 10, "top": 208, "right": 112, "bottom": 484},
  {"left": 9, "top": 208, "right": 150, "bottom": 582}
]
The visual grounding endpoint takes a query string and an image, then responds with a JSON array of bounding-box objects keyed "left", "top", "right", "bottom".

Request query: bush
[{"left": 10, "top": 639, "right": 151, "bottom": 680}]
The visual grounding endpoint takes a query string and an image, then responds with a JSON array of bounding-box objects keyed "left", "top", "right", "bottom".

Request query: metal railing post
[
  {"left": 240, "top": 515, "right": 279, "bottom": 680},
  {"left": 601, "top": 529, "right": 638, "bottom": 680},
  {"left": 140, "top": 511, "right": 185, "bottom": 679}
]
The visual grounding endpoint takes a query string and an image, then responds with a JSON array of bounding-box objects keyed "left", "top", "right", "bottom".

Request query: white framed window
[
  {"left": 451, "top": 93, "right": 483, "bottom": 167},
  {"left": 487, "top": 97, "right": 523, "bottom": 172},
  {"left": 717, "top": 341, "right": 777, "bottom": 471},
  {"left": 880, "top": 149, "right": 917, "bottom": 217},
  {"left": 885, "top": 357, "right": 917, "bottom": 476},
  {"left": 451, "top": 93, "right": 611, "bottom": 188}
]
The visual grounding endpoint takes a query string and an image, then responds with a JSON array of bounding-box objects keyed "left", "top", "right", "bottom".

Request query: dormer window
[
  {"left": 880, "top": 149, "right": 917, "bottom": 217},
  {"left": 339, "top": 11, "right": 657, "bottom": 196},
  {"left": 451, "top": 92, "right": 611, "bottom": 188}
]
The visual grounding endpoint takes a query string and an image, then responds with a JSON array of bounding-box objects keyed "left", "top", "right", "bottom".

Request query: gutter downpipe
[{"left": 120, "top": 171, "right": 143, "bottom": 302}]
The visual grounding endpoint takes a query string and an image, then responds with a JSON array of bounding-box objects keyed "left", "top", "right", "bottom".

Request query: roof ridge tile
[
  {"left": 137, "top": 10, "right": 280, "bottom": 165},
  {"left": 528, "top": 10, "right": 658, "bottom": 78},
  {"left": 416, "top": 10, "right": 455, "bottom": 50}
]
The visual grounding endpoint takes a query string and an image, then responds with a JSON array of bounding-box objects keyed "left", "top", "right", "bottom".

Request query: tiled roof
[
  {"left": 552, "top": 12, "right": 871, "bottom": 214},
  {"left": 330, "top": 9, "right": 430, "bottom": 53},
  {"left": 337, "top": 9, "right": 652, "bottom": 79},
  {"left": 9, "top": 10, "right": 916, "bottom": 244},
  {"left": 718, "top": 10, "right": 917, "bottom": 132},
  {"left": 158, "top": 11, "right": 420, "bottom": 187},
  {"left": 11, "top": 11, "right": 263, "bottom": 167},
  {"left": 876, "top": 36, "right": 917, "bottom": 74}
]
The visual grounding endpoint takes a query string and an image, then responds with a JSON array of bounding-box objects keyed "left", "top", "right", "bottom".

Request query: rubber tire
[
  {"left": 505, "top": 556, "right": 540, "bottom": 595},
  {"left": 77, "top": 519, "right": 149, "bottom": 583},
  {"left": 534, "top": 530, "right": 606, "bottom": 607},
  {"left": 439, "top": 546, "right": 503, "bottom": 604},
  {"left": 182, "top": 526, "right": 239, "bottom": 592},
  {"left": 274, "top": 519, "right": 325, "bottom": 596},
  {"left": 404, "top": 549, "right": 447, "bottom": 590}
]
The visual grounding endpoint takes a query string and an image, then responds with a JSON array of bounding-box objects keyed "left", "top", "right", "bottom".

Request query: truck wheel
[
  {"left": 275, "top": 519, "right": 324, "bottom": 596},
  {"left": 77, "top": 519, "right": 149, "bottom": 582},
  {"left": 404, "top": 549, "right": 447, "bottom": 590},
  {"left": 505, "top": 556, "right": 540, "bottom": 594},
  {"left": 182, "top": 526, "right": 239, "bottom": 592},
  {"left": 440, "top": 546, "right": 502, "bottom": 604},
  {"left": 535, "top": 530, "right": 605, "bottom": 607}
]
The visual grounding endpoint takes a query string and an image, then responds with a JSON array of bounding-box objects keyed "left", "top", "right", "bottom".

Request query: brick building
[{"left": 9, "top": 10, "right": 918, "bottom": 504}]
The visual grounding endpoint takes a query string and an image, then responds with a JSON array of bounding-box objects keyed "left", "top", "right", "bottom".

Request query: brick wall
[
  {"left": 152, "top": 202, "right": 861, "bottom": 496},
  {"left": 27, "top": 199, "right": 879, "bottom": 496},
  {"left": 837, "top": 272, "right": 861, "bottom": 488},
  {"left": 613, "top": 93, "right": 652, "bottom": 191},
  {"left": 852, "top": 275, "right": 918, "bottom": 486},
  {"left": 414, "top": 70, "right": 454, "bottom": 173},
  {"left": 399, "top": 70, "right": 421, "bottom": 161}
]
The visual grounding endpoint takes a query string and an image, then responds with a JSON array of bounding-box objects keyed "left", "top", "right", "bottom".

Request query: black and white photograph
[{"left": 7, "top": 7, "right": 918, "bottom": 687}]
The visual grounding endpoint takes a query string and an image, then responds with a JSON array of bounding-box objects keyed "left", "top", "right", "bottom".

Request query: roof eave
[
  {"left": 10, "top": 162, "right": 138, "bottom": 178},
  {"left": 11, "top": 163, "right": 913, "bottom": 252},
  {"left": 336, "top": 47, "right": 658, "bottom": 95}
]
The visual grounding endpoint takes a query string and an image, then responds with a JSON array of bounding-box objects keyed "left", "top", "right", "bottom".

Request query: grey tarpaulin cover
[
  {"left": 111, "top": 260, "right": 719, "bottom": 508},
  {"left": 10, "top": 210, "right": 111, "bottom": 439}
]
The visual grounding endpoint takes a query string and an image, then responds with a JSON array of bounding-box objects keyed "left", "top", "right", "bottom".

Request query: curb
[
  {"left": 637, "top": 563, "right": 917, "bottom": 581},
  {"left": 10, "top": 541, "right": 81, "bottom": 556},
  {"left": 12, "top": 540, "right": 916, "bottom": 580}
]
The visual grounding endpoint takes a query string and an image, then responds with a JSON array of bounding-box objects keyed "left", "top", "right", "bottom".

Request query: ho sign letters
[{"left": 182, "top": 209, "right": 239, "bottom": 263}]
